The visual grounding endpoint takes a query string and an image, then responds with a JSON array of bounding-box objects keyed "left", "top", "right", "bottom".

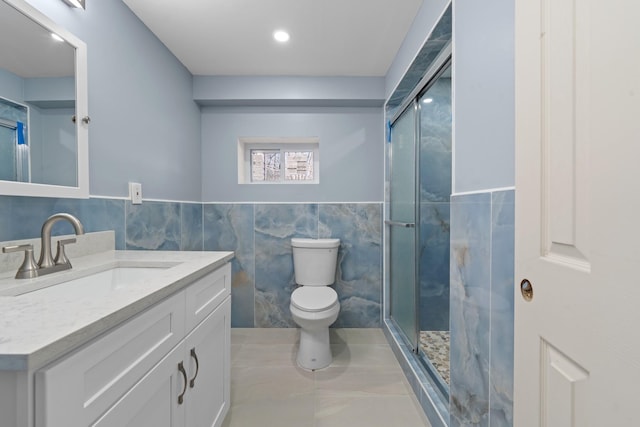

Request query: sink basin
[
  {"left": 23, "top": 267, "right": 169, "bottom": 298},
  {"left": 0, "top": 262, "right": 178, "bottom": 297}
]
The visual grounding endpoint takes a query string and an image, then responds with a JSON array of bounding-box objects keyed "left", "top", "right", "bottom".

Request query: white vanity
[{"left": 0, "top": 232, "right": 233, "bottom": 427}]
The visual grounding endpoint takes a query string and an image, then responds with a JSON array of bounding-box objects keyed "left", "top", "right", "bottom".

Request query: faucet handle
[
  {"left": 54, "top": 238, "right": 76, "bottom": 266},
  {"left": 2, "top": 243, "right": 33, "bottom": 253},
  {"left": 2, "top": 244, "right": 39, "bottom": 279}
]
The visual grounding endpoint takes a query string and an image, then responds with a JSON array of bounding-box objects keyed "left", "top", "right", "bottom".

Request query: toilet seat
[{"left": 291, "top": 287, "right": 338, "bottom": 312}]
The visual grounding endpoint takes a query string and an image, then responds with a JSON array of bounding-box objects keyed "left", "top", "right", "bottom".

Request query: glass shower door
[
  {"left": 417, "top": 63, "right": 452, "bottom": 392},
  {"left": 388, "top": 103, "right": 418, "bottom": 349}
]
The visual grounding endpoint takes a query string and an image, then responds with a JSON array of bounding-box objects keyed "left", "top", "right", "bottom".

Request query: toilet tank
[{"left": 291, "top": 238, "right": 340, "bottom": 286}]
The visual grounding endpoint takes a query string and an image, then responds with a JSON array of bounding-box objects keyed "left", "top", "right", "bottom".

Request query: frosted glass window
[
  {"left": 251, "top": 150, "right": 280, "bottom": 182},
  {"left": 239, "top": 137, "right": 319, "bottom": 184},
  {"left": 284, "top": 151, "right": 313, "bottom": 181}
]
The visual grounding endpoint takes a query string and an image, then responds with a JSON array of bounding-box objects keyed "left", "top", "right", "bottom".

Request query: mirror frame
[{"left": 0, "top": 0, "right": 88, "bottom": 198}]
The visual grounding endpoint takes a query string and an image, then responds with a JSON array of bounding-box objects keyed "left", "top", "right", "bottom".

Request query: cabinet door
[
  {"left": 184, "top": 296, "right": 230, "bottom": 427},
  {"left": 92, "top": 343, "right": 186, "bottom": 427}
]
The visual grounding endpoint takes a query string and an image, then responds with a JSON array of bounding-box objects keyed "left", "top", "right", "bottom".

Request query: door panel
[
  {"left": 542, "top": 0, "right": 590, "bottom": 268},
  {"left": 185, "top": 297, "right": 230, "bottom": 427},
  {"left": 541, "top": 341, "right": 589, "bottom": 427},
  {"left": 515, "top": 0, "right": 640, "bottom": 424},
  {"left": 389, "top": 104, "right": 417, "bottom": 347}
]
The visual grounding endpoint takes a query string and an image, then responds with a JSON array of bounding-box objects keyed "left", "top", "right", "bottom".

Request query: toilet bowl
[{"left": 290, "top": 238, "right": 340, "bottom": 370}]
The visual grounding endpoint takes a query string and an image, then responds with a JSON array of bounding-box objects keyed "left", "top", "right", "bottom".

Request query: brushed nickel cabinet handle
[
  {"left": 178, "top": 361, "right": 187, "bottom": 404},
  {"left": 189, "top": 348, "right": 199, "bottom": 388}
]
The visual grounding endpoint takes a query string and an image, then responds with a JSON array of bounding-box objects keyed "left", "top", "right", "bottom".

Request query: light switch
[{"left": 129, "top": 182, "right": 142, "bottom": 204}]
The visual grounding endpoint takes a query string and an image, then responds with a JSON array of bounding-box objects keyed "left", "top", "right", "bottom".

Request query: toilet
[{"left": 290, "top": 238, "right": 341, "bottom": 370}]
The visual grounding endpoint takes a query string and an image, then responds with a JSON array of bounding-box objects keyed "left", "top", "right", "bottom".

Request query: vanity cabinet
[{"left": 34, "top": 263, "right": 231, "bottom": 427}]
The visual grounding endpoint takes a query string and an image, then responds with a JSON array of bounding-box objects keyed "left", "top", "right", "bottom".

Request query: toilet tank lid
[{"left": 291, "top": 238, "right": 340, "bottom": 249}]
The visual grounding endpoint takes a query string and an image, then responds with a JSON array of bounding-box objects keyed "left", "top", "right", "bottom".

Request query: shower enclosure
[{"left": 388, "top": 58, "right": 452, "bottom": 399}]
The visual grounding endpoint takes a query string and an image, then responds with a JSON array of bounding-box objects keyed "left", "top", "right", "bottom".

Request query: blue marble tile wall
[
  {"left": 204, "top": 203, "right": 383, "bottom": 329},
  {"left": 0, "top": 195, "right": 382, "bottom": 330},
  {"left": 0, "top": 195, "right": 204, "bottom": 252},
  {"left": 203, "top": 204, "right": 256, "bottom": 328},
  {"left": 449, "top": 189, "right": 514, "bottom": 427},
  {"left": 419, "top": 77, "right": 451, "bottom": 332}
]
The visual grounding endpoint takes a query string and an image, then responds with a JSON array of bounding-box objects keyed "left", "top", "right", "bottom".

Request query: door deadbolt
[{"left": 520, "top": 279, "right": 533, "bottom": 301}]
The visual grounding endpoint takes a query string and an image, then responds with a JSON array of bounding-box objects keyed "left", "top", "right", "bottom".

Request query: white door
[{"left": 515, "top": 0, "right": 640, "bottom": 425}]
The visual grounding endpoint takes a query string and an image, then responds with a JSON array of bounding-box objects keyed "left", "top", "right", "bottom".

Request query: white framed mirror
[{"left": 0, "top": 0, "right": 88, "bottom": 198}]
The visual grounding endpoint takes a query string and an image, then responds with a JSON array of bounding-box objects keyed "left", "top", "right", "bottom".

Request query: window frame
[{"left": 238, "top": 137, "right": 320, "bottom": 184}]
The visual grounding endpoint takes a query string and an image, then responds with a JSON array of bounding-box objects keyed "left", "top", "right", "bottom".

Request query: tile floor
[{"left": 223, "top": 328, "right": 432, "bottom": 427}]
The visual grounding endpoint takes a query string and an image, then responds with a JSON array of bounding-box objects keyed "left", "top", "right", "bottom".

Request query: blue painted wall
[
  {"left": 29, "top": 105, "right": 77, "bottom": 187},
  {"left": 0, "top": 69, "right": 23, "bottom": 102},
  {"left": 194, "top": 76, "right": 385, "bottom": 107},
  {"left": 201, "top": 106, "right": 384, "bottom": 203},
  {"left": 453, "top": 0, "right": 515, "bottom": 193}
]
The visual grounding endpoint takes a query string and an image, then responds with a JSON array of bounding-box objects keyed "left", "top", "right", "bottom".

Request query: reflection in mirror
[
  {"left": 0, "top": 0, "right": 88, "bottom": 198},
  {"left": 0, "top": 99, "right": 29, "bottom": 182}
]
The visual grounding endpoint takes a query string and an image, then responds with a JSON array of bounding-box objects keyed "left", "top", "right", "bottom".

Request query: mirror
[{"left": 0, "top": 0, "right": 88, "bottom": 198}]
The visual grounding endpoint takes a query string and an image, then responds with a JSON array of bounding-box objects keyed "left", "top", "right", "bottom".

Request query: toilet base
[{"left": 296, "top": 326, "right": 332, "bottom": 371}]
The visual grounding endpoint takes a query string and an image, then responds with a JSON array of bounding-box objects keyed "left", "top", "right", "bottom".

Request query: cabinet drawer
[
  {"left": 185, "top": 263, "right": 230, "bottom": 331},
  {"left": 35, "top": 292, "right": 186, "bottom": 427}
]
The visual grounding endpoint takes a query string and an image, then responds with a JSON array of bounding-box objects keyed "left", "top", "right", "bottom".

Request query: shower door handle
[{"left": 384, "top": 220, "right": 415, "bottom": 228}]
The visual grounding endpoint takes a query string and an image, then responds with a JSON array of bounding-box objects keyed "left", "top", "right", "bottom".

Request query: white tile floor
[{"left": 223, "top": 328, "right": 432, "bottom": 427}]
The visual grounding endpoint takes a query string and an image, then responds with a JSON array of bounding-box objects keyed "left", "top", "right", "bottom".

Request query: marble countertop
[{"left": 0, "top": 249, "right": 234, "bottom": 372}]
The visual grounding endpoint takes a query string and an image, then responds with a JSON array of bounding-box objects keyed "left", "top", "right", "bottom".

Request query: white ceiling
[{"left": 122, "top": 0, "right": 423, "bottom": 77}]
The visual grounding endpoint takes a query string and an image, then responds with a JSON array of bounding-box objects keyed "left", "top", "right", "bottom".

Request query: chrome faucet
[{"left": 2, "top": 213, "right": 84, "bottom": 279}]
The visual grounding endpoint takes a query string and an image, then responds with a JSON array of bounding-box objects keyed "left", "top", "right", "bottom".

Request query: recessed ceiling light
[
  {"left": 422, "top": 98, "right": 433, "bottom": 104},
  {"left": 273, "top": 30, "right": 290, "bottom": 43},
  {"left": 51, "top": 33, "right": 64, "bottom": 42},
  {"left": 62, "top": 0, "right": 85, "bottom": 9}
]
